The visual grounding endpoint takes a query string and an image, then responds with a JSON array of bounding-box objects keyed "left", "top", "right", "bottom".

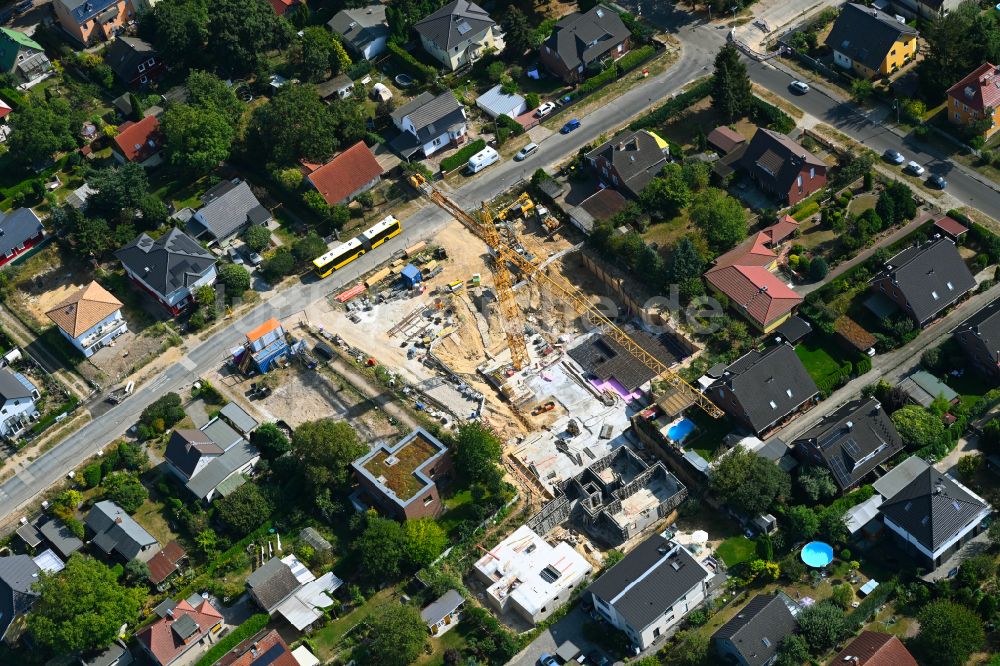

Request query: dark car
[
  {"left": 586, "top": 651, "right": 612, "bottom": 666},
  {"left": 928, "top": 174, "right": 947, "bottom": 189},
  {"left": 560, "top": 118, "right": 581, "bottom": 134},
  {"left": 313, "top": 341, "right": 335, "bottom": 361}
]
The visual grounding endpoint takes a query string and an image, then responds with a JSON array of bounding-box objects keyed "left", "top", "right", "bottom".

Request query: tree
[
  {"left": 28, "top": 555, "right": 145, "bottom": 655},
  {"left": 356, "top": 513, "right": 406, "bottom": 580},
  {"left": 689, "top": 188, "right": 748, "bottom": 252},
  {"left": 851, "top": 78, "right": 874, "bottom": 103},
  {"left": 251, "top": 423, "right": 290, "bottom": 459},
  {"left": 958, "top": 453, "right": 982, "bottom": 480},
  {"left": 386, "top": 0, "right": 441, "bottom": 43},
  {"left": 667, "top": 236, "right": 706, "bottom": 284},
  {"left": 291, "top": 419, "right": 367, "bottom": 490},
  {"left": 661, "top": 630, "right": 710, "bottom": 666},
  {"left": 291, "top": 27, "right": 341, "bottom": 81},
  {"left": 243, "top": 225, "right": 271, "bottom": 253},
  {"left": 162, "top": 103, "right": 235, "bottom": 176},
  {"left": 101, "top": 472, "right": 148, "bottom": 513},
  {"left": 365, "top": 602, "right": 427, "bottom": 666},
  {"left": 913, "top": 600, "right": 985, "bottom": 666},
  {"left": 207, "top": 0, "right": 291, "bottom": 75},
  {"left": 292, "top": 233, "right": 328, "bottom": 266},
  {"left": 331, "top": 36, "right": 352, "bottom": 73},
  {"left": 87, "top": 163, "right": 152, "bottom": 223},
  {"left": 263, "top": 248, "right": 296, "bottom": 281},
  {"left": 186, "top": 70, "right": 244, "bottom": 125},
  {"left": 916, "top": 2, "right": 1000, "bottom": 102},
  {"left": 710, "top": 446, "right": 791, "bottom": 516},
  {"left": 140, "top": 0, "right": 210, "bottom": 71},
  {"left": 501, "top": 6, "right": 533, "bottom": 57},
  {"left": 124, "top": 558, "right": 151, "bottom": 585},
  {"left": 712, "top": 43, "right": 753, "bottom": 122},
  {"left": 402, "top": 518, "right": 448, "bottom": 567},
  {"left": 63, "top": 210, "right": 114, "bottom": 258},
  {"left": 797, "top": 466, "right": 837, "bottom": 503},
  {"left": 215, "top": 482, "right": 273, "bottom": 535},
  {"left": 452, "top": 421, "right": 503, "bottom": 487},
  {"left": 640, "top": 163, "right": 692, "bottom": 220},
  {"left": 988, "top": 518, "right": 1000, "bottom": 548},
  {"left": 217, "top": 262, "right": 251, "bottom": 295},
  {"left": 830, "top": 582, "right": 854, "bottom": 609},
  {"left": 7, "top": 95, "right": 78, "bottom": 165},
  {"left": 797, "top": 601, "right": 847, "bottom": 652},
  {"left": 775, "top": 634, "right": 810, "bottom": 666},
  {"left": 139, "top": 393, "right": 185, "bottom": 433},
  {"left": 785, "top": 504, "right": 820, "bottom": 542},
  {"left": 809, "top": 256, "right": 828, "bottom": 281},
  {"left": 195, "top": 528, "right": 218, "bottom": 556},
  {"left": 891, "top": 405, "right": 945, "bottom": 450}
]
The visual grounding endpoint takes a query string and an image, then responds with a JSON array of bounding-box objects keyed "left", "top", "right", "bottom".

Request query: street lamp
[{"left": 892, "top": 99, "right": 900, "bottom": 124}]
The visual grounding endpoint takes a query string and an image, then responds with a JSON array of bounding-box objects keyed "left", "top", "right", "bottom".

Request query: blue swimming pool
[
  {"left": 801, "top": 541, "right": 834, "bottom": 568},
  {"left": 667, "top": 418, "right": 697, "bottom": 443}
]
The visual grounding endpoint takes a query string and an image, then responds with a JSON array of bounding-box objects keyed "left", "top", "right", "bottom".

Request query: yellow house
[
  {"left": 946, "top": 63, "right": 1000, "bottom": 140},
  {"left": 826, "top": 3, "right": 918, "bottom": 79}
]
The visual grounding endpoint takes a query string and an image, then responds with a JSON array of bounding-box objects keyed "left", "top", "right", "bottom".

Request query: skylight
[
  {"left": 769, "top": 400, "right": 777, "bottom": 409},
  {"left": 947, "top": 281, "right": 954, "bottom": 290},
  {"left": 786, "top": 389, "right": 793, "bottom": 398},
  {"left": 931, "top": 291, "right": 939, "bottom": 300}
]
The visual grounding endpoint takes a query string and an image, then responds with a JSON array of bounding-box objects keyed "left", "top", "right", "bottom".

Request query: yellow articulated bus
[
  {"left": 361, "top": 215, "right": 402, "bottom": 250},
  {"left": 313, "top": 238, "right": 365, "bottom": 278}
]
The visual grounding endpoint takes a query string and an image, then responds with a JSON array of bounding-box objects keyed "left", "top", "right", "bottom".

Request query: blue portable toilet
[{"left": 400, "top": 263, "right": 422, "bottom": 288}]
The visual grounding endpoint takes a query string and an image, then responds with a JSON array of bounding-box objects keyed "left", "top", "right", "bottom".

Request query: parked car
[
  {"left": 538, "top": 655, "right": 558, "bottom": 666},
  {"left": 515, "top": 142, "right": 539, "bottom": 161},
  {"left": 227, "top": 247, "right": 245, "bottom": 265},
  {"left": 928, "top": 174, "right": 947, "bottom": 189},
  {"left": 560, "top": 118, "right": 581, "bottom": 134},
  {"left": 247, "top": 251, "right": 264, "bottom": 266},
  {"left": 789, "top": 80, "right": 810, "bottom": 94},
  {"left": 883, "top": 149, "right": 905, "bottom": 164},
  {"left": 586, "top": 651, "right": 612, "bottom": 666},
  {"left": 535, "top": 102, "right": 557, "bottom": 118},
  {"left": 904, "top": 161, "right": 925, "bottom": 176}
]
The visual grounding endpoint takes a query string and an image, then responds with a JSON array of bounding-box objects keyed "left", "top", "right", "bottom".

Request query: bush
[
  {"left": 193, "top": 380, "right": 225, "bottom": 405},
  {"left": 524, "top": 92, "right": 540, "bottom": 110},
  {"left": 791, "top": 200, "right": 821, "bottom": 221},
  {"left": 496, "top": 114, "right": 524, "bottom": 136},
  {"left": 387, "top": 41, "right": 436, "bottom": 83},
  {"left": 243, "top": 225, "right": 271, "bottom": 253},
  {"left": 613, "top": 44, "right": 656, "bottom": 74},
  {"left": 750, "top": 98, "right": 794, "bottom": 134},
  {"left": 630, "top": 77, "right": 714, "bottom": 131},
  {"left": 82, "top": 463, "right": 103, "bottom": 488},
  {"left": 439, "top": 139, "right": 487, "bottom": 172},
  {"left": 579, "top": 65, "right": 618, "bottom": 95}
]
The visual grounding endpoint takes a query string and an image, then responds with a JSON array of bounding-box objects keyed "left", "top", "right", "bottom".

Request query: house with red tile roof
[
  {"left": 267, "top": 0, "right": 299, "bottom": 15},
  {"left": 112, "top": 115, "right": 164, "bottom": 167},
  {"left": 0, "top": 97, "right": 10, "bottom": 121},
  {"left": 136, "top": 596, "right": 222, "bottom": 666},
  {"left": 147, "top": 540, "right": 187, "bottom": 586},
  {"left": 946, "top": 63, "right": 1000, "bottom": 140},
  {"left": 829, "top": 631, "right": 917, "bottom": 665},
  {"left": 304, "top": 141, "right": 383, "bottom": 206}
]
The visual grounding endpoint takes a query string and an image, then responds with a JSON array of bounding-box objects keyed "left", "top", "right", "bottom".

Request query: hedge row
[
  {"left": 845, "top": 579, "right": 896, "bottom": 630},
  {"left": 0, "top": 87, "right": 25, "bottom": 111},
  {"left": 749, "top": 97, "right": 795, "bottom": 134},
  {"left": 497, "top": 114, "right": 524, "bottom": 136},
  {"left": 440, "top": 138, "right": 487, "bottom": 172},
  {"left": 387, "top": 41, "right": 436, "bottom": 83},
  {"left": 193, "top": 614, "right": 270, "bottom": 666},
  {"left": 629, "top": 76, "right": 714, "bottom": 131},
  {"left": 578, "top": 45, "right": 657, "bottom": 95},
  {"left": 791, "top": 200, "right": 821, "bottom": 221},
  {"left": 854, "top": 355, "right": 872, "bottom": 375},
  {"left": 815, "top": 360, "right": 853, "bottom": 394}
]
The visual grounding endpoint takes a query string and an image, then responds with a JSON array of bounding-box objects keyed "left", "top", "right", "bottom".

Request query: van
[
  {"left": 515, "top": 142, "right": 538, "bottom": 161},
  {"left": 467, "top": 146, "right": 500, "bottom": 173}
]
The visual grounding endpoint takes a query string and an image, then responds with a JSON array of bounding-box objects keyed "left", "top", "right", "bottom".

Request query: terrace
[{"left": 361, "top": 431, "right": 444, "bottom": 501}]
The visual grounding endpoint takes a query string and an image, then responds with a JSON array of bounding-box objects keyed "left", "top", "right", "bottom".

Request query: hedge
[
  {"left": 630, "top": 76, "right": 713, "bottom": 131},
  {"left": 614, "top": 44, "right": 657, "bottom": 75},
  {"left": 579, "top": 65, "right": 619, "bottom": 95},
  {"left": 440, "top": 138, "right": 487, "bottom": 172},
  {"left": 845, "top": 579, "right": 896, "bottom": 630},
  {"left": 387, "top": 41, "right": 436, "bottom": 83},
  {"left": 497, "top": 114, "right": 524, "bottom": 136},
  {"left": 854, "top": 355, "right": 872, "bottom": 375},
  {"left": 815, "top": 360, "right": 852, "bottom": 394},
  {"left": 193, "top": 614, "right": 270, "bottom": 666},
  {"left": 346, "top": 59, "right": 372, "bottom": 81},
  {"left": 791, "top": 200, "right": 821, "bottom": 221},
  {"left": 0, "top": 87, "right": 25, "bottom": 111},
  {"left": 749, "top": 97, "right": 795, "bottom": 134}
]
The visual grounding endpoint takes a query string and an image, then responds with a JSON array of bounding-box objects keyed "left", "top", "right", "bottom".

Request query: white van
[{"left": 467, "top": 146, "right": 500, "bottom": 173}]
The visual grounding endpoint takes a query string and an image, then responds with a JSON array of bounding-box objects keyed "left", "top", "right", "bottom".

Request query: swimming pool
[
  {"left": 800, "top": 541, "right": 834, "bottom": 568},
  {"left": 667, "top": 417, "right": 697, "bottom": 443}
]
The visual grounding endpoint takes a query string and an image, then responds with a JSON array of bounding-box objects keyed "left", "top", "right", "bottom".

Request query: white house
[
  {"left": 45, "top": 281, "right": 128, "bottom": 358},
  {"left": 414, "top": 0, "right": 504, "bottom": 71},
  {"left": 164, "top": 417, "right": 260, "bottom": 503},
  {"left": 389, "top": 91, "right": 468, "bottom": 159},
  {"left": 115, "top": 228, "right": 217, "bottom": 316},
  {"left": 327, "top": 5, "right": 389, "bottom": 61},
  {"left": 475, "top": 84, "right": 528, "bottom": 119},
  {"left": 0, "top": 368, "right": 40, "bottom": 438}
]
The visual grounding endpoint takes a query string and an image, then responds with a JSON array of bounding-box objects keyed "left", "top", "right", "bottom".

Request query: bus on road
[
  {"left": 313, "top": 238, "right": 365, "bottom": 278},
  {"left": 361, "top": 215, "right": 402, "bottom": 250}
]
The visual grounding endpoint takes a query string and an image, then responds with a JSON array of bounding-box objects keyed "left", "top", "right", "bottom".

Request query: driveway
[{"left": 509, "top": 607, "right": 621, "bottom": 666}]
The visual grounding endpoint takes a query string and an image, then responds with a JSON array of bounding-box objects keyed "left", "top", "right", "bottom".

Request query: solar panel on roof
[
  {"left": 457, "top": 21, "right": 471, "bottom": 34},
  {"left": 253, "top": 643, "right": 289, "bottom": 666}
]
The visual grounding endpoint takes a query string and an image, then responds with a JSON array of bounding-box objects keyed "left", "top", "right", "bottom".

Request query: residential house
[
  {"left": 869, "top": 237, "right": 976, "bottom": 327},
  {"left": 147, "top": 541, "right": 187, "bottom": 587},
  {"left": 585, "top": 129, "right": 670, "bottom": 198},
  {"left": 878, "top": 461, "right": 991, "bottom": 569},
  {"left": 86, "top": 500, "right": 160, "bottom": 562},
  {"left": 105, "top": 36, "right": 163, "bottom": 87},
  {"left": 830, "top": 631, "right": 918, "bottom": 665},
  {"left": 135, "top": 596, "right": 223, "bottom": 666},
  {"left": 0, "top": 368, "right": 41, "bottom": 438},
  {"left": 567, "top": 188, "right": 628, "bottom": 234},
  {"left": 475, "top": 84, "right": 528, "bottom": 119},
  {"left": 0, "top": 97, "right": 9, "bottom": 122},
  {"left": 793, "top": 398, "right": 904, "bottom": 493},
  {"left": 266, "top": 0, "right": 298, "bottom": 16},
  {"left": 711, "top": 593, "right": 799, "bottom": 666},
  {"left": 303, "top": 141, "right": 383, "bottom": 207},
  {"left": 0, "top": 207, "right": 44, "bottom": 268},
  {"left": 327, "top": 5, "right": 389, "bottom": 61},
  {"left": 0, "top": 27, "right": 51, "bottom": 84},
  {"left": 707, "top": 126, "right": 746, "bottom": 156},
  {"left": 738, "top": 128, "right": 826, "bottom": 206},
  {"left": 45, "top": 281, "right": 128, "bottom": 358},
  {"left": 188, "top": 179, "right": 272, "bottom": 245},
  {"left": 246, "top": 555, "right": 342, "bottom": 631},
  {"left": 420, "top": 589, "right": 464, "bottom": 636},
  {"left": 389, "top": 91, "right": 468, "bottom": 159},
  {"left": 540, "top": 6, "right": 631, "bottom": 84},
  {"left": 351, "top": 428, "right": 452, "bottom": 520},
  {"left": 955, "top": 296, "right": 1000, "bottom": 381},
  {"left": 705, "top": 343, "right": 819, "bottom": 437},
  {"left": 37, "top": 518, "right": 83, "bottom": 560},
  {"left": 315, "top": 73, "right": 354, "bottom": 101},
  {"left": 116, "top": 228, "right": 217, "bottom": 315},
  {"left": 0, "top": 555, "right": 40, "bottom": 644},
  {"left": 826, "top": 4, "right": 917, "bottom": 78},
  {"left": 945, "top": 63, "right": 1000, "bottom": 141},
  {"left": 473, "top": 525, "right": 591, "bottom": 625},
  {"left": 587, "top": 532, "right": 714, "bottom": 651},
  {"left": 414, "top": 0, "right": 504, "bottom": 72},
  {"left": 79, "top": 640, "right": 135, "bottom": 666},
  {"left": 164, "top": 417, "right": 260, "bottom": 503},
  {"left": 53, "top": 0, "right": 137, "bottom": 46},
  {"left": 112, "top": 115, "right": 164, "bottom": 167},
  {"left": 232, "top": 318, "right": 291, "bottom": 375},
  {"left": 216, "top": 629, "right": 297, "bottom": 666}
]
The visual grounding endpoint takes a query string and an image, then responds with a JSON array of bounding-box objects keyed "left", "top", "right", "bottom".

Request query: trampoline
[{"left": 800, "top": 541, "right": 834, "bottom": 568}]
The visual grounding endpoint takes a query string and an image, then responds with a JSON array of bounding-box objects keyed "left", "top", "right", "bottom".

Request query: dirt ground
[{"left": 10, "top": 245, "right": 90, "bottom": 328}]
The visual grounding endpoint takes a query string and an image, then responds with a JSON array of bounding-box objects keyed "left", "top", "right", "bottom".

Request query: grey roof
[
  {"left": 707, "top": 343, "right": 819, "bottom": 435},
  {"left": 826, "top": 3, "right": 918, "bottom": 71},
  {"left": 315, "top": 74, "right": 354, "bottom": 99},
  {"left": 219, "top": 402, "right": 259, "bottom": 435},
  {"left": 391, "top": 91, "right": 467, "bottom": 143},
  {"left": 872, "top": 238, "right": 976, "bottom": 324},
  {"left": 712, "top": 594, "right": 798, "bottom": 666},
  {"left": 38, "top": 518, "right": 83, "bottom": 559},
  {"left": 414, "top": 0, "right": 494, "bottom": 51},
  {"left": 185, "top": 438, "right": 258, "bottom": 500},
  {"left": 568, "top": 328, "right": 689, "bottom": 392},
  {"left": 420, "top": 589, "right": 464, "bottom": 626},
  {"left": 299, "top": 527, "right": 332, "bottom": 552},
  {"left": 588, "top": 535, "right": 709, "bottom": 632},
  {"left": 153, "top": 598, "right": 177, "bottom": 619},
  {"left": 873, "top": 455, "right": 928, "bottom": 499},
  {"left": 0, "top": 207, "right": 43, "bottom": 257},
  {"left": 586, "top": 130, "right": 668, "bottom": 196},
  {"left": 0, "top": 368, "right": 35, "bottom": 402},
  {"left": 956, "top": 296, "right": 1000, "bottom": 366},
  {"left": 105, "top": 36, "right": 155, "bottom": 81},
  {"left": 794, "top": 398, "right": 904, "bottom": 491},
  {"left": 171, "top": 613, "right": 199, "bottom": 641},
  {"left": 757, "top": 437, "right": 791, "bottom": 464},
  {"left": 192, "top": 180, "right": 270, "bottom": 242},
  {"left": 739, "top": 129, "right": 825, "bottom": 196},
  {"left": 85, "top": 500, "right": 158, "bottom": 560},
  {"left": 115, "top": 228, "right": 216, "bottom": 299},
  {"left": 54, "top": 0, "right": 118, "bottom": 26},
  {"left": 327, "top": 5, "right": 388, "bottom": 52},
  {"left": 16, "top": 522, "right": 42, "bottom": 548},
  {"left": 543, "top": 6, "right": 631, "bottom": 72},
  {"left": 164, "top": 428, "right": 223, "bottom": 479},
  {"left": 247, "top": 557, "right": 300, "bottom": 611},
  {"left": 880, "top": 467, "right": 990, "bottom": 552},
  {"left": 80, "top": 640, "right": 134, "bottom": 666},
  {"left": 773, "top": 315, "right": 812, "bottom": 345},
  {"left": 0, "top": 555, "right": 41, "bottom": 640}
]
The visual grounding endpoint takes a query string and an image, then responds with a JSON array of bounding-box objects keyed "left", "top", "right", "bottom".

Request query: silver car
[{"left": 904, "top": 161, "right": 925, "bottom": 176}]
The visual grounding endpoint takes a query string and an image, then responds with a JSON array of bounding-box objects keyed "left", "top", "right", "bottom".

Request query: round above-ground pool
[{"left": 801, "top": 541, "right": 834, "bottom": 568}]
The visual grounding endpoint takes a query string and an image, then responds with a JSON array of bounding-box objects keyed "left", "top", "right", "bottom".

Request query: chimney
[
  {"left": 846, "top": 420, "right": 853, "bottom": 430},
  {"left": 115, "top": 516, "right": 122, "bottom": 524},
  {"left": 618, "top": 141, "right": 625, "bottom": 151},
  {"left": 935, "top": 483, "right": 944, "bottom": 495}
]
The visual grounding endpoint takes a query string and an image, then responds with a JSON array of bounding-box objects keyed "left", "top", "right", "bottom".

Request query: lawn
[
  {"left": 439, "top": 488, "right": 478, "bottom": 538},
  {"left": 415, "top": 624, "right": 470, "bottom": 666},
  {"left": 132, "top": 497, "right": 180, "bottom": 546},
  {"left": 795, "top": 336, "right": 853, "bottom": 385},
  {"left": 683, "top": 409, "right": 734, "bottom": 462},
  {"left": 641, "top": 211, "right": 692, "bottom": 247},
  {"left": 311, "top": 588, "right": 396, "bottom": 661},
  {"left": 716, "top": 535, "right": 756, "bottom": 567}
]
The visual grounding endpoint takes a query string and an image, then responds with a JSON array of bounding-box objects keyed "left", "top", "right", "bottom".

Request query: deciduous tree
[
  {"left": 797, "top": 601, "right": 847, "bottom": 652},
  {"left": 101, "top": 472, "right": 148, "bottom": 513},
  {"left": 364, "top": 602, "right": 427, "bottom": 666},
  {"left": 689, "top": 187, "right": 748, "bottom": 252},
  {"left": 914, "top": 600, "right": 985, "bottom": 666},
  {"left": 8, "top": 95, "right": 79, "bottom": 165},
  {"left": 207, "top": 0, "right": 292, "bottom": 75},
  {"left": 162, "top": 104, "right": 234, "bottom": 176},
  {"left": 251, "top": 423, "right": 290, "bottom": 459},
  {"left": 891, "top": 404, "right": 945, "bottom": 450},
  {"left": 291, "top": 418, "right": 366, "bottom": 490},
  {"left": 710, "top": 445, "right": 791, "bottom": 516},
  {"left": 215, "top": 482, "right": 273, "bottom": 535},
  {"left": 402, "top": 517, "right": 448, "bottom": 567},
  {"left": 216, "top": 262, "right": 251, "bottom": 295},
  {"left": 451, "top": 421, "right": 503, "bottom": 487}
]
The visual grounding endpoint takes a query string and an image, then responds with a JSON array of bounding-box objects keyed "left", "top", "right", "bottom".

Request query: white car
[
  {"left": 904, "top": 161, "right": 925, "bottom": 176},
  {"left": 515, "top": 142, "right": 539, "bottom": 161},
  {"left": 534, "top": 102, "right": 557, "bottom": 118},
  {"left": 789, "top": 80, "right": 810, "bottom": 94}
]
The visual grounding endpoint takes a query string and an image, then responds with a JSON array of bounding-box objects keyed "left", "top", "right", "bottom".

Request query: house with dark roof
[
  {"left": 955, "top": 296, "right": 1000, "bottom": 381},
  {"left": 147, "top": 541, "right": 187, "bottom": 586},
  {"left": 946, "top": 63, "right": 1000, "bottom": 141},
  {"left": 247, "top": 555, "right": 341, "bottom": 630},
  {"left": 105, "top": 36, "right": 163, "bottom": 87},
  {"left": 705, "top": 343, "right": 819, "bottom": 437},
  {"left": 45, "top": 281, "right": 127, "bottom": 358},
  {"left": 0, "top": 207, "right": 44, "bottom": 268},
  {"left": 0, "top": 554, "right": 41, "bottom": 644},
  {"left": 79, "top": 639, "right": 134, "bottom": 666},
  {"left": 52, "top": 0, "right": 136, "bottom": 46},
  {"left": 389, "top": 91, "right": 468, "bottom": 159},
  {"left": 0, "top": 368, "right": 40, "bottom": 438},
  {"left": 539, "top": 6, "right": 631, "bottom": 83},
  {"left": 326, "top": 5, "right": 388, "bottom": 60},
  {"left": 793, "top": 398, "right": 904, "bottom": 493},
  {"left": 878, "top": 461, "right": 991, "bottom": 569},
  {"left": 707, "top": 126, "right": 747, "bottom": 155},
  {"left": 86, "top": 500, "right": 160, "bottom": 562},
  {"left": 587, "top": 533, "right": 714, "bottom": 651},
  {"left": 188, "top": 180, "right": 272, "bottom": 245},
  {"left": 567, "top": 188, "right": 629, "bottom": 234},
  {"left": 315, "top": 73, "right": 354, "bottom": 101},
  {"left": 826, "top": 4, "right": 918, "bottom": 79},
  {"left": 164, "top": 417, "right": 260, "bottom": 503},
  {"left": 135, "top": 595, "right": 222, "bottom": 666},
  {"left": 116, "top": 228, "right": 217, "bottom": 315},
  {"left": 711, "top": 593, "right": 798, "bottom": 666},
  {"left": 585, "top": 129, "right": 670, "bottom": 198},
  {"left": 738, "top": 128, "right": 826, "bottom": 206},
  {"left": 830, "top": 630, "right": 918, "bottom": 665},
  {"left": 37, "top": 517, "right": 84, "bottom": 560},
  {"left": 869, "top": 237, "right": 976, "bottom": 327},
  {"left": 414, "top": 0, "right": 503, "bottom": 71},
  {"left": 112, "top": 115, "right": 164, "bottom": 167},
  {"left": 0, "top": 27, "right": 51, "bottom": 84},
  {"left": 304, "top": 141, "right": 383, "bottom": 207}
]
